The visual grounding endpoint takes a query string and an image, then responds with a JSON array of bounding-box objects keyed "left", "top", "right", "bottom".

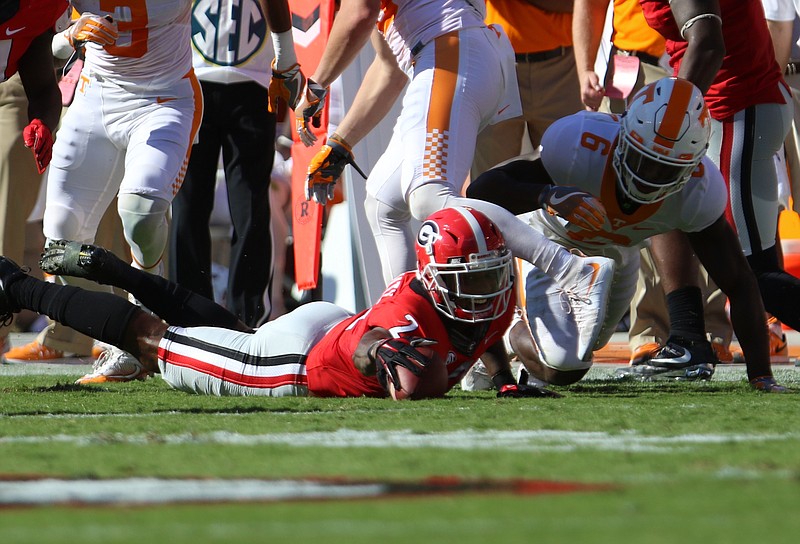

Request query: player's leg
[
  {"left": 158, "top": 302, "right": 351, "bottom": 397},
  {"left": 168, "top": 81, "right": 222, "bottom": 302},
  {"left": 40, "top": 241, "right": 248, "bottom": 331},
  {"left": 0, "top": 256, "right": 164, "bottom": 373},
  {"left": 119, "top": 73, "right": 202, "bottom": 276},
  {"left": 711, "top": 96, "right": 800, "bottom": 330},
  {"left": 221, "top": 82, "right": 276, "bottom": 326}
]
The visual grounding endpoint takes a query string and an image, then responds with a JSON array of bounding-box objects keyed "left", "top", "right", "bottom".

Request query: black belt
[
  {"left": 612, "top": 46, "right": 661, "bottom": 67},
  {"left": 515, "top": 46, "right": 569, "bottom": 63}
]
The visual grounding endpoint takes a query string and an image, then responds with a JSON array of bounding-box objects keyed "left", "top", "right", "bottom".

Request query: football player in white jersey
[
  {"left": 467, "top": 77, "right": 785, "bottom": 392},
  {"left": 294, "top": 0, "right": 619, "bottom": 363}
]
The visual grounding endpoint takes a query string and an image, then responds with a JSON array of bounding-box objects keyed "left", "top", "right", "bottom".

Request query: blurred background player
[
  {"left": 5, "top": 7, "right": 134, "bottom": 363},
  {"left": 15, "top": 2, "right": 203, "bottom": 377}
]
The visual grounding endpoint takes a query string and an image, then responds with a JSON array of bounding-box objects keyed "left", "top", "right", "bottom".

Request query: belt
[
  {"left": 786, "top": 61, "right": 800, "bottom": 75},
  {"left": 612, "top": 46, "right": 661, "bottom": 67},
  {"left": 515, "top": 46, "right": 569, "bottom": 63}
]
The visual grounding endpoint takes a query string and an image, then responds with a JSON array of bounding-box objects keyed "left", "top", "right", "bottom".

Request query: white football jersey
[
  {"left": 72, "top": 0, "right": 192, "bottom": 90},
  {"left": 535, "top": 111, "right": 728, "bottom": 252},
  {"left": 190, "top": 0, "right": 274, "bottom": 87},
  {"left": 378, "top": 0, "right": 486, "bottom": 72}
]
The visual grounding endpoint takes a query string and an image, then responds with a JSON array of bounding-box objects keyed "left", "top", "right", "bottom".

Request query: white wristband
[
  {"left": 271, "top": 30, "right": 298, "bottom": 71},
  {"left": 52, "top": 30, "right": 73, "bottom": 59},
  {"left": 679, "top": 13, "right": 722, "bottom": 40}
]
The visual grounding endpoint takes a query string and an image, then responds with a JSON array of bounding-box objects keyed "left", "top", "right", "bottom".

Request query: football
[{"left": 389, "top": 346, "right": 449, "bottom": 401}]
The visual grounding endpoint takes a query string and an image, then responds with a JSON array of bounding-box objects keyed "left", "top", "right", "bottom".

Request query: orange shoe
[
  {"left": 4, "top": 341, "right": 65, "bottom": 362},
  {"left": 91, "top": 343, "right": 107, "bottom": 359},
  {"left": 768, "top": 317, "right": 789, "bottom": 364},
  {"left": 710, "top": 338, "right": 734, "bottom": 364},
  {"left": 731, "top": 317, "right": 790, "bottom": 364},
  {"left": 629, "top": 342, "right": 660, "bottom": 365}
]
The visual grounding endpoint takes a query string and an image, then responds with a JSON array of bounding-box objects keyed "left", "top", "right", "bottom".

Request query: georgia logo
[{"left": 417, "top": 220, "right": 441, "bottom": 255}]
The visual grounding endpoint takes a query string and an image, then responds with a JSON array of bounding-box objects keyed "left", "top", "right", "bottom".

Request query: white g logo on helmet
[{"left": 417, "top": 220, "right": 442, "bottom": 256}]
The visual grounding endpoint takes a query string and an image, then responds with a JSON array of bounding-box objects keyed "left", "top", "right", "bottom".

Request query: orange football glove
[
  {"left": 305, "top": 134, "right": 367, "bottom": 205},
  {"left": 538, "top": 185, "right": 607, "bottom": 231},
  {"left": 268, "top": 60, "right": 306, "bottom": 113},
  {"left": 295, "top": 78, "right": 328, "bottom": 147}
]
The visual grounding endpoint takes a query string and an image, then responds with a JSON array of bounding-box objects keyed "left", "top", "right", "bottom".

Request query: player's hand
[
  {"left": 295, "top": 78, "right": 328, "bottom": 146},
  {"left": 496, "top": 383, "right": 562, "bottom": 398},
  {"left": 22, "top": 119, "right": 53, "bottom": 174},
  {"left": 579, "top": 70, "right": 604, "bottom": 111},
  {"left": 306, "top": 134, "right": 367, "bottom": 205},
  {"left": 538, "top": 185, "right": 607, "bottom": 230},
  {"left": 268, "top": 60, "right": 306, "bottom": 113},
  {"left": 67, "top": 13, "right": 118, "bottom": 48},
  {"left": 749, "top": 376, "right": 788, "bottom": 393},
  {"left": 369, "top": 337, "right": 438, "bottom": 393}
]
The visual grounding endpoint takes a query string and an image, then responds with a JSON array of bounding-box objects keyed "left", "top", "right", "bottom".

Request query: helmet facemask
[
  {"left": 613, "top": 77, "right": 710, "bottom": 204},
  {"left": 613, "top": 124, "right": 701, "bottom": 204},
  {"left": 421, "top": 249, "right": 513, "bottom": 323}
]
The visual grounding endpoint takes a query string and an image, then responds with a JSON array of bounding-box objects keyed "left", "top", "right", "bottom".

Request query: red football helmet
[{"left": 415, "top": 207, "right": 513, "bottom": 322}]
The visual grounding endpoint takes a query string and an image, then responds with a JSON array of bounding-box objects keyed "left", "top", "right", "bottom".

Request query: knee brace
[{"left": 117, "top": 193, "right": 170, "bottom": 270}]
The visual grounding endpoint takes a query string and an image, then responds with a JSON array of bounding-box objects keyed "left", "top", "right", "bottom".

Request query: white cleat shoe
[
  {"left": 557, "top": 255, "right": 615, "bottom": 361},
  {"left": 75, "top": 346, "right": 151, "bottom": 384}
]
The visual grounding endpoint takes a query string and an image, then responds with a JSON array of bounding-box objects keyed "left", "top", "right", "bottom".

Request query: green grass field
[{"left": 1, "top": 365, "right": 799, "bottom": 543}]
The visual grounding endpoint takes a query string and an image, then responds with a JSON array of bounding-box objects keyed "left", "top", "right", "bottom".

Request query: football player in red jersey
[
  {"left": 1, "top": 0, "right": 68, "bottom": 172},
  {"left": 0, "top": 207, "right": 558, "bottom": 399}
]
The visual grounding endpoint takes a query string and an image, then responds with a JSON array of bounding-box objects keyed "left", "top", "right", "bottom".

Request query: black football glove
[
  {"left": 369, "top": 337, "right": 437, "bottom": 393},
  {"left": 496, "top": 383, "right": 562, "bottom": 398}
]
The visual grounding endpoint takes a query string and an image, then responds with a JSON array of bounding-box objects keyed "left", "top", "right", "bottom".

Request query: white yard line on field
[{"left": 0, "top": 429, "right": 797, "bottom": 453}]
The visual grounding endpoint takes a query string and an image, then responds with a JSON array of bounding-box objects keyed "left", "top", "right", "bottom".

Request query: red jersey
[
  {"left": 0, "top": 0, "right": 68, "bottom": 81},
  {"left": 640, "top": 0, "right": 786, "bottom": 120},
  {"left": 305, "top": 271, "right": 515, "bottom": 398}
]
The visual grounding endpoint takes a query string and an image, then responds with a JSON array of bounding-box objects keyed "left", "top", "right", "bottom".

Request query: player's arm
[
  {"left": 260, "top": 0, "right": 292, "bottom": 33},
  {"left": 467, "top": 158, "right": 606, "bottom": 229},
  {"left": 17, "top": 31, "right": 61, "bottom": 133},
  {"left": 17, "top": 30, "right": 61, "bottom": 173},
  {"left": 687, "top": 216, "right": 775, "bottom": 384},
  {"left": 483, "top": 338, "right": 562, "bottom": 398},
  {"left": 304, "top": 30, "right": 406, "bottom": 203},
  {"left": 765, "top": 18, "right": 793, "bottom": 70},
  {"left": 572, "top": 0, "right": 611, "bottom": 110},
  {"left": 328, "top": 29, "right": 408, "bottom": 148},
  {"left": 668, "top": 0, "right": 724, "bottom": 94},
  {"left": 310, "top": 0, "right": 381, "bottom": 88},
  {"left": 353, "top": 327, "right": 392, "bottom": 376},
  {"left": 467, "top": 158, "right": 555, "bottom": 214}
]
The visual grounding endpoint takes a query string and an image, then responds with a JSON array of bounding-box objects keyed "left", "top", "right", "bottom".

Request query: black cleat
[{"left": 39, "top": 240, "right": 118, "bottom": 284}]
